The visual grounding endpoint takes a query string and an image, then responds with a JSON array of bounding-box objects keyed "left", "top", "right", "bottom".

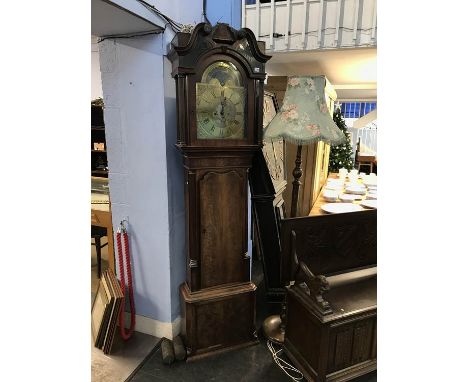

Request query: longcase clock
[{"left": 168, "top": 23, "right": 270, "bottom": 360}]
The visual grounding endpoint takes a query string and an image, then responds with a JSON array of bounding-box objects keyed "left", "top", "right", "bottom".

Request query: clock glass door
[{"left": 196, "top": 61, "right": 246, "bottom": 140}]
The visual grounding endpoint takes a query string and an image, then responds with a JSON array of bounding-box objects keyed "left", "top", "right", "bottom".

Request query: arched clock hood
[{"left": 168, "top": 22, "right": 271, "bottom": 79}]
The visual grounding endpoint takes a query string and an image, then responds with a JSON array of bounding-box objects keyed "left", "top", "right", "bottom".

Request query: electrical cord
[
  {"left": 267, "top": 340, "right": 303, "bottom": 381},
  {"left": 96, "top": 2, "right": 189, "bottom": 43},
  {"left": 136, "top": 0, "right": 184, "bottom": 32},
  {"left": 97, "top": 30, "right": 163, "bottom": 43}
]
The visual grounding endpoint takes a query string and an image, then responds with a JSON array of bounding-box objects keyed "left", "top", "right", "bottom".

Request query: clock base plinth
[{"left": 180, "top": 282, "right": 259, "bottom": 361}]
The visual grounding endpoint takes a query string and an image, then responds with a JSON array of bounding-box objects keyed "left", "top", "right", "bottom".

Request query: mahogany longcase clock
[{"left": 168, "top": 23, "right": 270, "bottom": 360}]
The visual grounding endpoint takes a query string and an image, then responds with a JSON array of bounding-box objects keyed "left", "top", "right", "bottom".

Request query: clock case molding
[{"left": 168, "top": 23, "right": 271, "bottom": 360}]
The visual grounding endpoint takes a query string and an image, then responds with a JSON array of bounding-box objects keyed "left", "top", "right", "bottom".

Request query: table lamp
[{"left": 262, "top": 75, "right": 345, "bottom": 343}]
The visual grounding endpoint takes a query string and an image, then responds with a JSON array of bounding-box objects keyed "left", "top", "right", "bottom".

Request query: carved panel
[
  {"left": 195, "top": 292, "right": 253, "bottom": 350},
  {"left": 327, "top": 317, "right": 375, "bottom": 373},
  {"left": 199, "top": 170, "right": 247, "bottom": 288},
  {"left": 281, "top": 210, "right": 377, "bottom": 283},
  {"left": 334, "top": 224, "right": 360, "bottom": 259}
]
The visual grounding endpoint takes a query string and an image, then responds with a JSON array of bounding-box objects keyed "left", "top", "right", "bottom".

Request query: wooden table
[
  {"left": 309, "top": 173, "right": 374, "bottom": 216},
  {"left": 91, "top": 192, "right": 114, "bottom": 272}
]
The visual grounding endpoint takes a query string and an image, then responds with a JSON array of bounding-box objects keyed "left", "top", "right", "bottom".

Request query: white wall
[
  {"left": 97, "top": 0, "right": 203, "bottom": 336},
  {"left": 91, "top": 37, "right": 102, "bottom": 100},
  {"left": 100, "top": 35, "right": 174, "bottom": 325}
]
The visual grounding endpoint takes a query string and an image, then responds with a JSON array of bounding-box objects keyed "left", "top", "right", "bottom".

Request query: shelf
[
  {"left": 92, "top": 169, "right": 108, "bottom": 175},
  {"left": 92, "top": 149, "right": 107, "bottom": 153},
  {"left": 92, "top": 126, "right": 105, "bottom": 131}
]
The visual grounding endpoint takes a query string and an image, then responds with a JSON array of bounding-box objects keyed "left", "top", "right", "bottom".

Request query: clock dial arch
[
  {"left": 196, "top": 60, "right": 246, "bottom": 140},
  {"left": 190, "top": 53, "right": 256, "bottom": 146}
]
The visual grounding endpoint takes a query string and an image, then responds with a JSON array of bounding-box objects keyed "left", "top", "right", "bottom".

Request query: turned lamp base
[{"left": 262, "top": 314, "right": 284, "bottom": 344}]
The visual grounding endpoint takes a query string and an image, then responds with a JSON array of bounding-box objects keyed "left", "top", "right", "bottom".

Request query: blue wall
[{"left": 206, "top": 0, "right": 242, "bottom": 28}]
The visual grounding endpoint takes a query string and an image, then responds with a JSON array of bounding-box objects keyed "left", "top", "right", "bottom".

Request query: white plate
[
  {"left": 339, "top": 193, "right": 363, "bottom": 202},
  {"left": 323, "top": 191, "right": 339, "bottom": 202},
  {"left": 321, "top": 203, "right": 364, "bottom": 214},
  {"left": 345, "top": 182, "right": 366, "bottom": 188},
  {"left": 327, "top": 178, "right": 344, "bottom": 184},
  {"left": 361, "top": 199, "right": 377, "bottom": 209},
  {"left": 325, "top": 185, "right": 343, "bottom": 191},
  {"left": 363, "top": 180, "right": 378, "bottom": 187},
  {"left": 345, "top": 186, "right": 367, "bottom": 195},
  {"left": 366, "top": 193, "right": 377, "bottom": 200}
]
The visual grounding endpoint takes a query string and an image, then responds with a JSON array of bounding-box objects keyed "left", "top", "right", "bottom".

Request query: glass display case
[
  {"left": 91, "top": 176, "right": 109, "bottom": 208},
  {"left": 91, "top": 176, "right": 109, "bottom": 194}
]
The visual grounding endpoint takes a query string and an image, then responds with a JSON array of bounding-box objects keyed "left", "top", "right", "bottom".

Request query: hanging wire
[
  {"left": 202, "top": 0, "right": 211, "bottom": 24},
  {"left": 96, "top": 2, "right": 189, "bottom": 43},
  {"left": 97, "top": 30, "right": 163, "bottom": 43},
  {"left": 267, "top": 340, "right": 303, "bottom": 381},
  {"left": 135, "top": 0, "right": 184, "bottom": 32}
]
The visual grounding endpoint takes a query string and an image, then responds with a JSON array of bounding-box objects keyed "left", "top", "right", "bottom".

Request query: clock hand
[{"left": 219, "top": 96, "right": 227, "bottom": 127}]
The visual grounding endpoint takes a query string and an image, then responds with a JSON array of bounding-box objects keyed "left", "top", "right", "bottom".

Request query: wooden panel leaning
[{"left": 281, "top": 209, "right": 377, "bottom": 382}]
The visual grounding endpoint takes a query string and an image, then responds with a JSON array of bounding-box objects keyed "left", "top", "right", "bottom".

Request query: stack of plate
[
  {"left": 366, "top": 192, "right": 377, "bottom": 200},
  {"left": 339, "top": 193, "right": 363, "bottom": 203},
  {"left": 323, "top": 190, "right": 339, "bottom": 202},
  {"left": 325, "top": 179, "right": 344, "bottom": 192},
  {"left": 361, "top": 199, "right": 377, "bottom": 209},
  {"left": 345, "top": 185, "right": 367, "bottom": 195},
  {"left": 325, "top": 184, "right": 343, "bottom": 191},
  {"left": 363, "top": 178, "right": 378, "bottom": 187}
]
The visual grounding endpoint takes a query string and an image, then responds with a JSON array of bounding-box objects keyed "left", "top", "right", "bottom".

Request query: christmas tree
[{"left": 328, "top": 107, "right": 354, "bottom": 172}]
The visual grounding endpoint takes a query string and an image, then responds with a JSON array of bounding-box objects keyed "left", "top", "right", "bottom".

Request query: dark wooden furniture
[
  {"left": 91, "top": 203, "right": 115, "bottom": 274},
  {"left": 91, "top": 105, "right": 108, "bottom": 178},
  {"left": 281, "top": 210, "right": 377, "bottom": 382},
  {"left": 168, "top": 22, "right": 270, "bottom": 360},
  {"left": 250, "top": 91, "right": 287, "bottom": 310},
  {"left": 91, "top": 177, "right": 115, "bottom": 273},
  {"left": 91, "top": 225, "right": 108, "bottom": 278},
  {"left": 356, "top": 154, "right": 376, "bottom": 174}
]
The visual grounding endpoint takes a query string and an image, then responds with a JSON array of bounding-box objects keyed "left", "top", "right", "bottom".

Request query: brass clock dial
[{"left": 196, "top": 61, "right": 246, "bottom": 140}]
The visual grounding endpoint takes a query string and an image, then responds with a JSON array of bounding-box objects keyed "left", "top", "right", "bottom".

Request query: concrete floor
[
  {"left": 91, "top": 244, "right": 377, "bottom": 382},
  {"left": 91, "top": 238, "right": 160, "bottom": 382},
  {"left": 127, "top": 337, "right": 377, "bottom": 382},
  {"left": 127, "top": 259, "right": 377, "bottom": 382},
  {"left": 92, "top": 332, "right": 160, "bottom": 382}
]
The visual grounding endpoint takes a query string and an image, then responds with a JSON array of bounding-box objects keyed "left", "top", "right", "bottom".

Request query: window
[{"left": 338, "top": 102, "right": 376, "bottom": 119}]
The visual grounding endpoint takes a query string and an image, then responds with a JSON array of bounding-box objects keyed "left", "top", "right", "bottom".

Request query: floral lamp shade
[{"left": 264, "top": 75, "right": 345, "bottom": 145}]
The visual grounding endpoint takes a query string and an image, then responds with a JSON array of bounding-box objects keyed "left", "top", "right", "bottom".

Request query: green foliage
[{"left": 328, "top": 108, "right": 354, "bottom": 172}]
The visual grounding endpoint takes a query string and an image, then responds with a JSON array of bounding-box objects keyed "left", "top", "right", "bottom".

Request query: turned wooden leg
[{"left": 290, "top": 145, "right": 303, "bottom": 218}]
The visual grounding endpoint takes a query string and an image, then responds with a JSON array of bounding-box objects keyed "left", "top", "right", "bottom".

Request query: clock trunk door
[{"left": 199, "top": 169, "right": 248, "bottom": 288}]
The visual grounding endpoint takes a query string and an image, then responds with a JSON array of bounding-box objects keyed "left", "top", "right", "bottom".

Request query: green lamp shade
[{"left": 264, "top": 76, "right": 345, "bottom": 145}]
